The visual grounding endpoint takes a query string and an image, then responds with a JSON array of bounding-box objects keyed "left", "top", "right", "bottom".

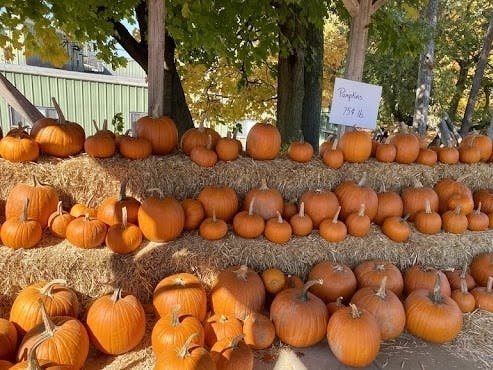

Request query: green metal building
[{"left": 0, "top": 48, "right": 148, "bottom": 135}]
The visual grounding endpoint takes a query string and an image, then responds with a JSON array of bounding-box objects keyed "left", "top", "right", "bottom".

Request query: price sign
[{"left": 329, "top": 78, "right": 382, "bottom": 130}]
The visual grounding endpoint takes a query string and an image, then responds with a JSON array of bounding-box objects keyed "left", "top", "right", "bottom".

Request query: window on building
[
  {"left": 8, "top": 105, "right": 57, "bottom": 130},
  {"left": 129, "top": 111, "right": 147, "bottom": 130}
]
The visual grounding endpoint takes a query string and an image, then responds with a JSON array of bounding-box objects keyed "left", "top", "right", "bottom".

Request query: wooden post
[
  {"left": 147, "top": 0, "right": 165, "bottom": 118},
  {"left": 0, "top": 72, "right": 43, "bottom": 123},
  {"left": 338, "top": 0, "right": 388, "bottom": 137}
]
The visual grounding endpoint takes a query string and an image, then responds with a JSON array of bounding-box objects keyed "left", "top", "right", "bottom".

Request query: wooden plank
[
  {"left": 0, "top": 72, "right": 43, "bottom": 123},
  {"left": 147, "top": 0, "right": 165, "bottom": 117}
]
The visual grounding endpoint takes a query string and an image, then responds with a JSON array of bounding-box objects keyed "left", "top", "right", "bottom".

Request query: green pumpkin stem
[{"left": 297, "top": 279, "right": 323, "bottom": 302}]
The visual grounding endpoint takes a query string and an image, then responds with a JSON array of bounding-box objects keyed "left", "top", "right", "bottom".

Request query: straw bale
[{"left": 1, "top": 153, "right": 493, "bottom": 368}]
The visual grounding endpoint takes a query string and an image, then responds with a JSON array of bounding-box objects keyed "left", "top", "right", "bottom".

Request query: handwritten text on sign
[{"left": 329, "top": 78, "right": 382, "bottom": 130}]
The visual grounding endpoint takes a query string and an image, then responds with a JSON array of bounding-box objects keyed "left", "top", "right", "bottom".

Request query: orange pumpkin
[
  {"left": 289, "top": 202, "right": 313, "bottom": 236},
  {"left": 96, "top": 178, "right": 141, "bottom": 226},
  {"left": 105, "top": 207, "right": 143, "bottom": 254},
  {"left": 181, "top": 198, "right": 205, "bottom": 231},
  {"left": 287, "top": 136, "right": 313, "bottom": 163},
  {"left": 197, "top": 186, "right": 239, "bottom": 223},
  {"left": 210, "top": 335, "right": 254, "bottom": 370},
  {"left": 264, "top": 211, "right": 292, "bottom": 244},
  {"left": 308, "top": 261, "right": 357, "bottom": 303},
  {"left": 232, "top": 197, "right": 265, "bottom": 239},
  {"left": 0, "top": 125, "right": 39, "bottom": 163},
  {"left": 242, "top": 312, "right": 276, "bottom": 350},
  {"left": 245, "top": 122, "right": 281, "bottom": 160},
  {"left": 203, "top": 313, "right": 243, "bottom": 349},
  {"left": 300, "top": 189, "right": 339, "bottom": 228},
  {"left": 0, "top": 318, "right": 17, "bottom": 361},
  {"left": 318, "top": 206, "right": 347, "bottom": 242},
  {"left": 154, "top": 334, "right": 216, "bottom": 370},
  {"left": 243, "top": 179, "right": 284, "bottom": 221},
  {"left": 47, "top": 201, "right": 74, "bottom": 239},
  {"left": 65, "top": 214, "right": 107, "bottom": 249},
  {"left": 270, "top": 280, "right": 328, "bottom": 347},
  {"left": 326, "top": 304, "right": 381, "bottom": 367},
  {"left": 135, "top": 115, "right": 178, "bottom": 155},
  {"left": 199, "top": 209, "right": 228, "bottom": 240},
  {"left": 30, "top": 97, "right": 85, "bottom": 158},
  {"left": 1, "top": 198, "right": 43, "bottom": 249},
  {"left": 85, "top": 288, "right": 146, "bottom": 355},
  {"left": 118, "top": 129, "right": 152, "bottom": 159},
  {"left": 152, "top": 305, "right": 204, "bottom": 356}
]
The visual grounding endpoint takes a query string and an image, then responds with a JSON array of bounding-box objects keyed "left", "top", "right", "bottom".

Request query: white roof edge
[{"left": 0, "top": 63, "right": 148, "bottom": 87}]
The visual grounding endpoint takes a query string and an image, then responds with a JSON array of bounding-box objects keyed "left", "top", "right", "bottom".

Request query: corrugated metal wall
[{"left": 0, "top": 64, "right": 148, "bottom": 135}]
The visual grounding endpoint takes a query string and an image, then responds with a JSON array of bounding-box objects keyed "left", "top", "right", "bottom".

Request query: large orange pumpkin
[
  {"left": 85, "top": 288, "right": 146, "bottom": 355},
  {"left": 30, "top": 97, "right": 85, "bottom": 158},
  {"left": 270, "top": 280, "right": 328, "bottom": 347},
  {"left": 137, "top": 190, "right": 184, "bottom": 242},
  {"left": 339, "top": 129, "right": 372, "bottom": 163},
  {"left": 5, "top": 175, "right": 59, "bottom": 229},
  {"left": 135, "top": 115, "right": 178, "bottom": 155},
  {"left": 210, "top": 265, "right": 266, "bottom": 321},
  {"left": 246, "top": 122, "right": 281, "bottom": 160},
  {"left": 326, "top": 303, "right": 381, "bottom": 367}
]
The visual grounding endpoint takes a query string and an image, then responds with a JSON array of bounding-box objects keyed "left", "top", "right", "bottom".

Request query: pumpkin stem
[
  {"left": 121, "top": 207, "right": 128, "bottom": 229},
  {"left": 487, "top": 276, "right": 493, "bottom": 293},
  {"left": 375, "top": 276, "right": 388, "bottom": 299},
  {"left": 335, "top": 296, "right": 344, "bottom": 307},
  {"left": 375, "top": 264, "right": 385, "bottom": 272},
  {"left": 357, "top": 172, "right": 368, "bottom": 187},
  {"left": 206, "top": 134, "right": 213, "bottom": 150},
  {"left": 229, "top": 334, "right": 245, "bottom": 350},
  {"left": 51, "top": 97, "right": 66, "bottom": 124},
  {"left": 102, "top": 118, "right": 108, "bottom": 131},
  {"left": 460, "top": 262, "right": 468, "bottom": 279},
  {"left": 402, "top": 214, "right": 411, "bottom": 222},
  {"left": 298, "top": 202, "right": 305, "bottom": 218},
  {"left": 39, "top": 279, "right": 68, "bottom": 296},
  {"left": 357, "top": 203, "right": 366, "bottom": 217},
  {"left": 233, "top": 265, "right": 249, "bottom": 281},
  {"left": 297, "top": 279, "right": 323, "bottom": 302},
  {"left": 332, "top": 206, "right": 342, "bottom": 224},
  {"left": 212, "top": 208, "right": 217, "bottom": 223},
  {"left": 331, "top": 138, "right": 338, "bottom": 150},
  {"left": 110, "top": 287, "right": 123, "bottom": 303},
  {"left": 460, "top": 278, "right": 469, "bottom": 294},
  {"left": 178, "top": 333, "right": 199, "bottom": 359},
  {"left": 248, "top": 197, "right": 256, "bottom": 216},
  {"left": 424, "top": 199, "right": 432, "bottom": 214},
  {"left": 119, "top": 178, "right": 130, "bottom": 201},
  {"left": 349, "top": 303, "right": 362, "bottom": 319},
  {"left": 38, "top": 299, "right": 57, "bottom": 337},
  {"left": 453, "top": 205, "right": 462, "bottom": 215},
  {"left": 260, "top": 178, "right": 269, "bottom": 191},
  {"left": 20, "top": 197, "right": 30, "bottom": 223},
  {"left": 92, "top": 119, "right": 100, "bottom": 133},
  {"left": 430, "top": 273, "right": 443, "bottom": 304},
  {"left": 56, "top": 201, "right": 64, "bottom": 216},
  {"left": 171, "top": 305, "right": 181, "bottom": 327},
  {"left": 476, "top": 202, "right": 483, "bottom": 214},
  {"left": 276, "top": 211, "right": 283, "bottom": 224},
  {"left": 26, "top": 331, "right": 52, "bottom": 370}
]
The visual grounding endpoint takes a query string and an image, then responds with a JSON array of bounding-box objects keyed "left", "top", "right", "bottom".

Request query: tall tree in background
[
  {"left": 460, "top": 12, "right": 493, "bottom": 136},
  {"left": 412, "top": 0, "right": 439, "bottom": 136}
]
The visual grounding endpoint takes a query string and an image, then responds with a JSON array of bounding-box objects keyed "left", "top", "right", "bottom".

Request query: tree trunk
[
  {"left": 147, "top": 0, "right": 165, "bottom": 117},
  {"left": 343, "top": 0, "right": 373, "bottom": 81},
  {"left": 412, "top": 0, "right": 439, "bottom": 137},
  {"left": 163, "top": 32, "right": 194, "bottom": 135},
  {"left": 277, "top": 9, "right": 305, "bottom": 145},
  {"left": 339, "top": 0, "right": 388, "bottom": 137},
  {"left": 0, "top": 72, "right": 43, "bottom": 123},
  {"left": 302, "top": 22, "right": 324, "bottom": 154},
  {"left": 460, "top": 13, "right": 493, "bottom": 136},
  {"left": 447, "top": 60, "right": 469, "bottom": 122}
]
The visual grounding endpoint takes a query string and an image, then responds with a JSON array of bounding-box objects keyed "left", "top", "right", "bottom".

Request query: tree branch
[
  {"left": 111, "top": 20, "right": 148, "bottom": 72},
  {"left": 342, "top": 0, "right": 360, "bottom": 17},
  {"left": 135, "top": 0, "right": 148, "bottom": 45},
  {"left": 371, "top": 0, "right": 388, "bottom": 15}
]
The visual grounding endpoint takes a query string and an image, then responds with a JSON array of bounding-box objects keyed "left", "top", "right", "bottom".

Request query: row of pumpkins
[
  {"left": 2, "top": 169, "right": 493, "bottom": 251},
  {"left": 1, "top": 256, "right": 493, "bottom": 369},
  {"left": 2, "top": 97, "right": 493, "bottom": 167}
]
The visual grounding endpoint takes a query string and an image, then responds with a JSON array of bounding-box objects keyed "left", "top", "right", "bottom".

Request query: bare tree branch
[
  {"left": 371, "top": 0, "right": 388, "bottom": 16},
  {"left": 342, "top": 0, "right": 360, "bottom": 17}
]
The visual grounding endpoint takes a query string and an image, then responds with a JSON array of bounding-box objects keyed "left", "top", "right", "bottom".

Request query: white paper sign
[{"left": 329, "top": 78, "right": 382, "bottom": 129}]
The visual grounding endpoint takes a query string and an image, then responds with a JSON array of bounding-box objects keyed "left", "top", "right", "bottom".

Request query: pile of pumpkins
[
  {"left": 1, "top": 255, "right": 492, "bottom": 369},
  {"left": 2, "top": 167, "right": 493, "bottom": 251},
  {"left": 2, "top": 95, "right": 492, "bottom": 167}
]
